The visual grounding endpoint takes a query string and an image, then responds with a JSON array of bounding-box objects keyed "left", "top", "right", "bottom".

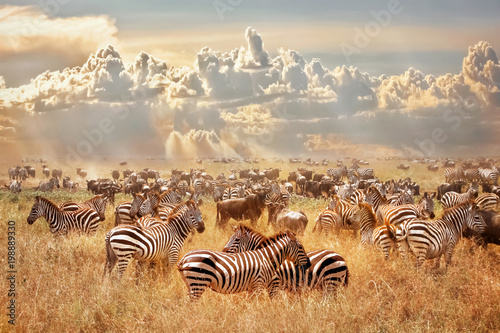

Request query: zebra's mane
[
  {"left": 440, "top": 200, "right": 476, "bottom": 219},
  {"left": 165, "top": 201, "right": 189, "bottom": 222},
  {"left": 234, "top": 224, "right": 267, "bottom": 243},
  {"left": 266, "top": 230, "right": 295, "bottom": 244},
  {"left": 367, "top": 185, "right": 387, "bottom": 203},
  {"left": 35, "top": 196, "right": 62, "bottom": 211},
  {"left": 357, "top": 202, "right": 378, "bottom": 226}
]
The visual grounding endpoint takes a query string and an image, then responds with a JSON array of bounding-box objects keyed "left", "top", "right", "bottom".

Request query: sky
[{"left": 0, "top": 0, "right": 499, "bottom": 162}]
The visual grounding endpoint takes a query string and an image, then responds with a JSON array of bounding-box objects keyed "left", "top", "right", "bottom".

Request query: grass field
[{"left": 0, "top": 158, "right": 499, "bottom": 332}]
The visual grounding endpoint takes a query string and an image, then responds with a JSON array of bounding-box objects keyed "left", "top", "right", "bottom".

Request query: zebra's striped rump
[{"left": 177, "top": 231, "right": 311, "bottom": 300}]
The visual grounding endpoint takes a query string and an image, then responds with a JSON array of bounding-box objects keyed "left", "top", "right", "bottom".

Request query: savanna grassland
[{"left": 0, "top": 158, "right": 499, "bottom": 332}]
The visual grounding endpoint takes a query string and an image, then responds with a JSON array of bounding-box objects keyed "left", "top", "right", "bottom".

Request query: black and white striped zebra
[
  {"left": 27, "top": 196, "right": 101, "bottom": 236},
  {"left": 37, "top": 177, "right": 60, "bottom": 192},
  {"left": 222, "top": 185, "right": 246, "bottom": 200},
  {"left": 177, "top": 231, "right": 311, "bottom": 300},
  {"left": 440, "top": 187, "right": 478, "bottom": 209},
  {"left": 364, "top": 185, "right": 389, "bottom": 213},
  {"left": 351, "top": 163, "right": 374, "bottom": 180},
  {"left": 59, "top": 194, "right": 109, "bottom": 221},
  {"left": 444, "top": 166, "right": 464, "bottom": 183},
  {"left": 349, "top": 189, "right": 365, "bottom": 205},
  {"left": 326, "top": 165, "right": 347, "bottom": 181},
  {"left": 387, "top": 189, "right": 414, "bottom": 205},
  {"left": 335, "top": 184, "right": 356, "bottom": 201},
  {"left": 114, "top": 193, "right": 147, "bottom": 226},
  {"left": 479, "top": 168, "right": 499, "bottom": 185},
  {"left": 313, "top": 208, "right": 359, "bottom": 236},
  {"left": 475, "top": 193, "right": 499, "bottom": 211},
  {"left": 352, "top": 202, "right": 398, "bottom": 259},
  {"left": 104, "top": 198, "right": 205, "bottom": 279},
  {"left": 377, "top": 195, "right": 435, "bottom": 229},
  {"left": 327, "top": 195, "right": 361, "bottom": 232},
  {"left": 137, "top": 189, "right": 182, "bottom": 218},
  {"left": 222, "top": 224, "right": 349, "bottom": 293},
  {"left": 395, "top": 201, "right": 486, "bottom": 269}
]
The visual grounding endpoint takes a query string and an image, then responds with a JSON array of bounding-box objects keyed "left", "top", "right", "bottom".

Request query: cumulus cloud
[{"left": 1, "top": 21, "right": 499, "bottom": 160}]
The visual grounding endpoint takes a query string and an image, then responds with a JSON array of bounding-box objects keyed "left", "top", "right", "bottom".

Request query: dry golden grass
[{"left": 0, "top": 159, "right": 499, "bottom": 332}]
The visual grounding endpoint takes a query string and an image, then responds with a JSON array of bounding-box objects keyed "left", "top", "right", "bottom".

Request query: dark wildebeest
[
  {"left": 112, "top": 170, "right": 120, "bottom": 181},
  {"left": 305, "top": 180, "right": 321, "bottom": 198},
  {"left": 436, "top": 182, "right": 464, "bottom": 201},
  {"left": 43, "top": 167, "right": 50, "bottom": 178},
  {"left": 216, "top": 192, "right": 268, "bottom": 228},
  {"left": 298, "top": 168, "right": 314, "bottom": 181},
  {"left": 263, "top": 168, "right": 280, "bottom": 180},
  {"left": 52, "top": 169, "right": 62, "bottom": 179},
  {"left": 463, "top": 209, "right": 500, "bottom": 248}
]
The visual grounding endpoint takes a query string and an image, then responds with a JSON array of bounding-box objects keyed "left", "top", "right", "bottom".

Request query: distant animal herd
[{"left": 4, "top": 156, "right": 500, "bottom": 299}]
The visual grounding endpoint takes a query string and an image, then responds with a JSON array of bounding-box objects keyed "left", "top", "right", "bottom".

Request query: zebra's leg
[
  {"left": 116, "top": 254, "right": 134, "bottom": 279},
  {"left": 267, "top": 277, "right": 282, "bottom": 299}
]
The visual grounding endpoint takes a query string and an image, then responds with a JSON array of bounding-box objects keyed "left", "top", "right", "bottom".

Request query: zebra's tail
[
  {"left": 312, "top": 212, "right": 322, "bottom": 233},
  {"left": 384, "top": 217, "right": 397, "bottom": 241},
  {"left": 103, "top": 233, "right": 117, "bottom": 279},
  {"left": 216, "top": 202, "right": 220, "bottom": 225}
]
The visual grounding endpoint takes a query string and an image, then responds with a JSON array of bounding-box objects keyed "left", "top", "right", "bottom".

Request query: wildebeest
[
  {"left": 269, "top": 204, "right": 308, "bottom": 235},
  {"left": 43, "top": 167, "right": 50, "bottom": 178},
  {"left": 111, "top": 170, "right": 120, "bottom": 181},
  {"left": 5, "top": 180, "right": 22, "bottom": 194},
  {"left": 76, "top": 168, "right": 87, "bottom": 178},
  {"left": 463, "top": 209, "right": 500, "bottom": 248},
  {"left": 216, "top": 192, "right": 268, "bottom": 228},
  {"left": 436, "top": 182, "right": 464, "bottom": 201},
  {"left": 52, "top": 169, "right": 62, "bottom": 179}
]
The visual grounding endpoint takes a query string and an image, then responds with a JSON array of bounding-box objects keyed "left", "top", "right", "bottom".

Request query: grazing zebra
[
  {"left": 327, "top": 195, "right": 361, "bottom": 233},
  {"left": 444, "top": 166, "right": 464, "bottom": 183},
  {"left": 222, "top": 185, "right": 246, "bottom": 200},
  {"left": 5, "top": 180, "right": 22, "bottom": 194},
  {"left": 349, "top": 189, "right": 365, "bottom": 205},
  {"left": 377, "top": 192, "right": 436, "bottom": 228},
  {"left": 387, "top": 189, "right": 414, "bottom": 205},
  {"left": 352, "top": 203, "right": 398, "bottom": 259},
  {"left": 440, "top": 187, "right": 478, "bottom": 209},
  {"left": 365, "top": 185, "right": 389, "bottom": 213},
  {"left": 37, "top": 177, "right": 60, "bottom": 192},
  {"left": 222, "top": 224, "right": 349, "bottom": 293},
  {"left": 395, "top": 201, "right": 486, "bottom": 269},
  {"left": 475, "top": 193, "right": 499, "bottom": 211},
  {"left": 59, "top": 194, "right": 109, "bottom": 221},
  {"left": 27, "top": 196, "right": 101, "bottom": 236},
  {"left": 326, "top": 165, "right": 347, "bottom": 181},
  {"left": 479, "top": 168, "right": 499, "bottom": 185},
  {"left": 177, "top": 231, "right": 311, "bottom": 300},
  {"left": 137, "top": 189, "right": 182, "bottom": 217},
  {"left": 313, "top": 208, "right": 359, "bottom": 236},
  {"left": 104, "top": 198, "right": 205, "bottom": 279},
  {"left": 351, "top": 163, "right": 374, "bottom": 180},
  {"left": 114, "top": 193, "right": 147, "bottom": 226}
]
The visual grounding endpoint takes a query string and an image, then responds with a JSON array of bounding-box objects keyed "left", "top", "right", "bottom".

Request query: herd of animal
[{"left": 6, "top": 157, "right": 500, "bottom": 299}]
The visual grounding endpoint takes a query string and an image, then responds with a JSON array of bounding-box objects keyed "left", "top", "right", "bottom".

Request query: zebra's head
[
  {"left": 185, "top": 198, "right": 205, "bottom": 233},
  {"left": 419, "top": 192, "right": 436, "bottom": 219},
  {"left": 280, "top": 231, "right": 311, "bottom": 272},
  {"left": 222, "top": 224, "right": 261, "bottom": 253},
  {"left": 27, "top": 196, "right": 44, "bottom": 224},
  {"left": 129, "top": 193, "right": 146, "bottom": 218},
  {"left": 466, "top": 202, "right": 486, "bottom": 234}
]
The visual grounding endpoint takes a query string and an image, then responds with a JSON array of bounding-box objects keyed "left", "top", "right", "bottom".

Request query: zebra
[
  {"left": 5, "top": 180, "right": 22, "bottom": 194},
  {"left": 335, "top": 184, "right": 356, "bottom": 201},
  {"left": 387, "top": 189, "right": 414, "bottom": 205},
  {"left": 114, "top": 193, "right": 147, "bottom": 226},
  {"left": 312, "top": 209, "right": 349, "bottom": 235},
  {"left": 351, "top": 163, "right": 374, "bottom": 180},
  {"left": 177, "top": 231, "right": 311, "bottom": 300},
  {"left": 222, "top": 224, "right": 349, "bottom": 293},
  {"left": 463, "top": 168, "right": 480, "bottom": 183},
  {"left": 37, "top": 177, "right": 60, "bottom": 192},
  {"left": 137, "top": 189, "right": 182, "bottom": 218},
  {"left": 475, "top": 193, "right": 499, "bottom": 211},
  {"left": 27, "top": 196, "right": 101, "bottom": 236},
  {"left": 444, "top": 166, "right": 464, "bottom": 183},
  {"left": 395, "top": 201, "right": 486, "bottom": 269},
  {"left": 377, "top": 193, "right": 436, "bottom": 229},
  {"left": 364, "top": 185, "right": 389, "bottom": 213},
  {"left": 327, "top": 195, "right": 361, "bottom": 234},
  {"left": 59, "top": 194, "right": 109, "bottom": 221},
  {"left": 352, "top": 203, "right": 398, "bottom": 259},
  {"left": 104, "top": 198, "right": 205, "bottom": 279},
  {"left": 222, "top": 185, "right": 246, "bottom": 200},
  {"left": 326, "top": 165, "right": 347, "bottom": 181},
  {"left": 479, "top": 168, "right": 499, "bottom": 185},
  {"left": 349, "top": 189, "right": 365, "bottom": 205},
  {"left": 440, "top": 187, "right": 478, "bottom": 209}
]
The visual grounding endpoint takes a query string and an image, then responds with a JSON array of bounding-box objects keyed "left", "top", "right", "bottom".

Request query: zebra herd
[{"left": 21, "top": 158, "right": 500, "bottom": 301}]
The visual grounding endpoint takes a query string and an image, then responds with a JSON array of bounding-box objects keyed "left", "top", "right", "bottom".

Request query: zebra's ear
[{"left": 430, "top": 192, "right": 436, "bottom": 199}]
